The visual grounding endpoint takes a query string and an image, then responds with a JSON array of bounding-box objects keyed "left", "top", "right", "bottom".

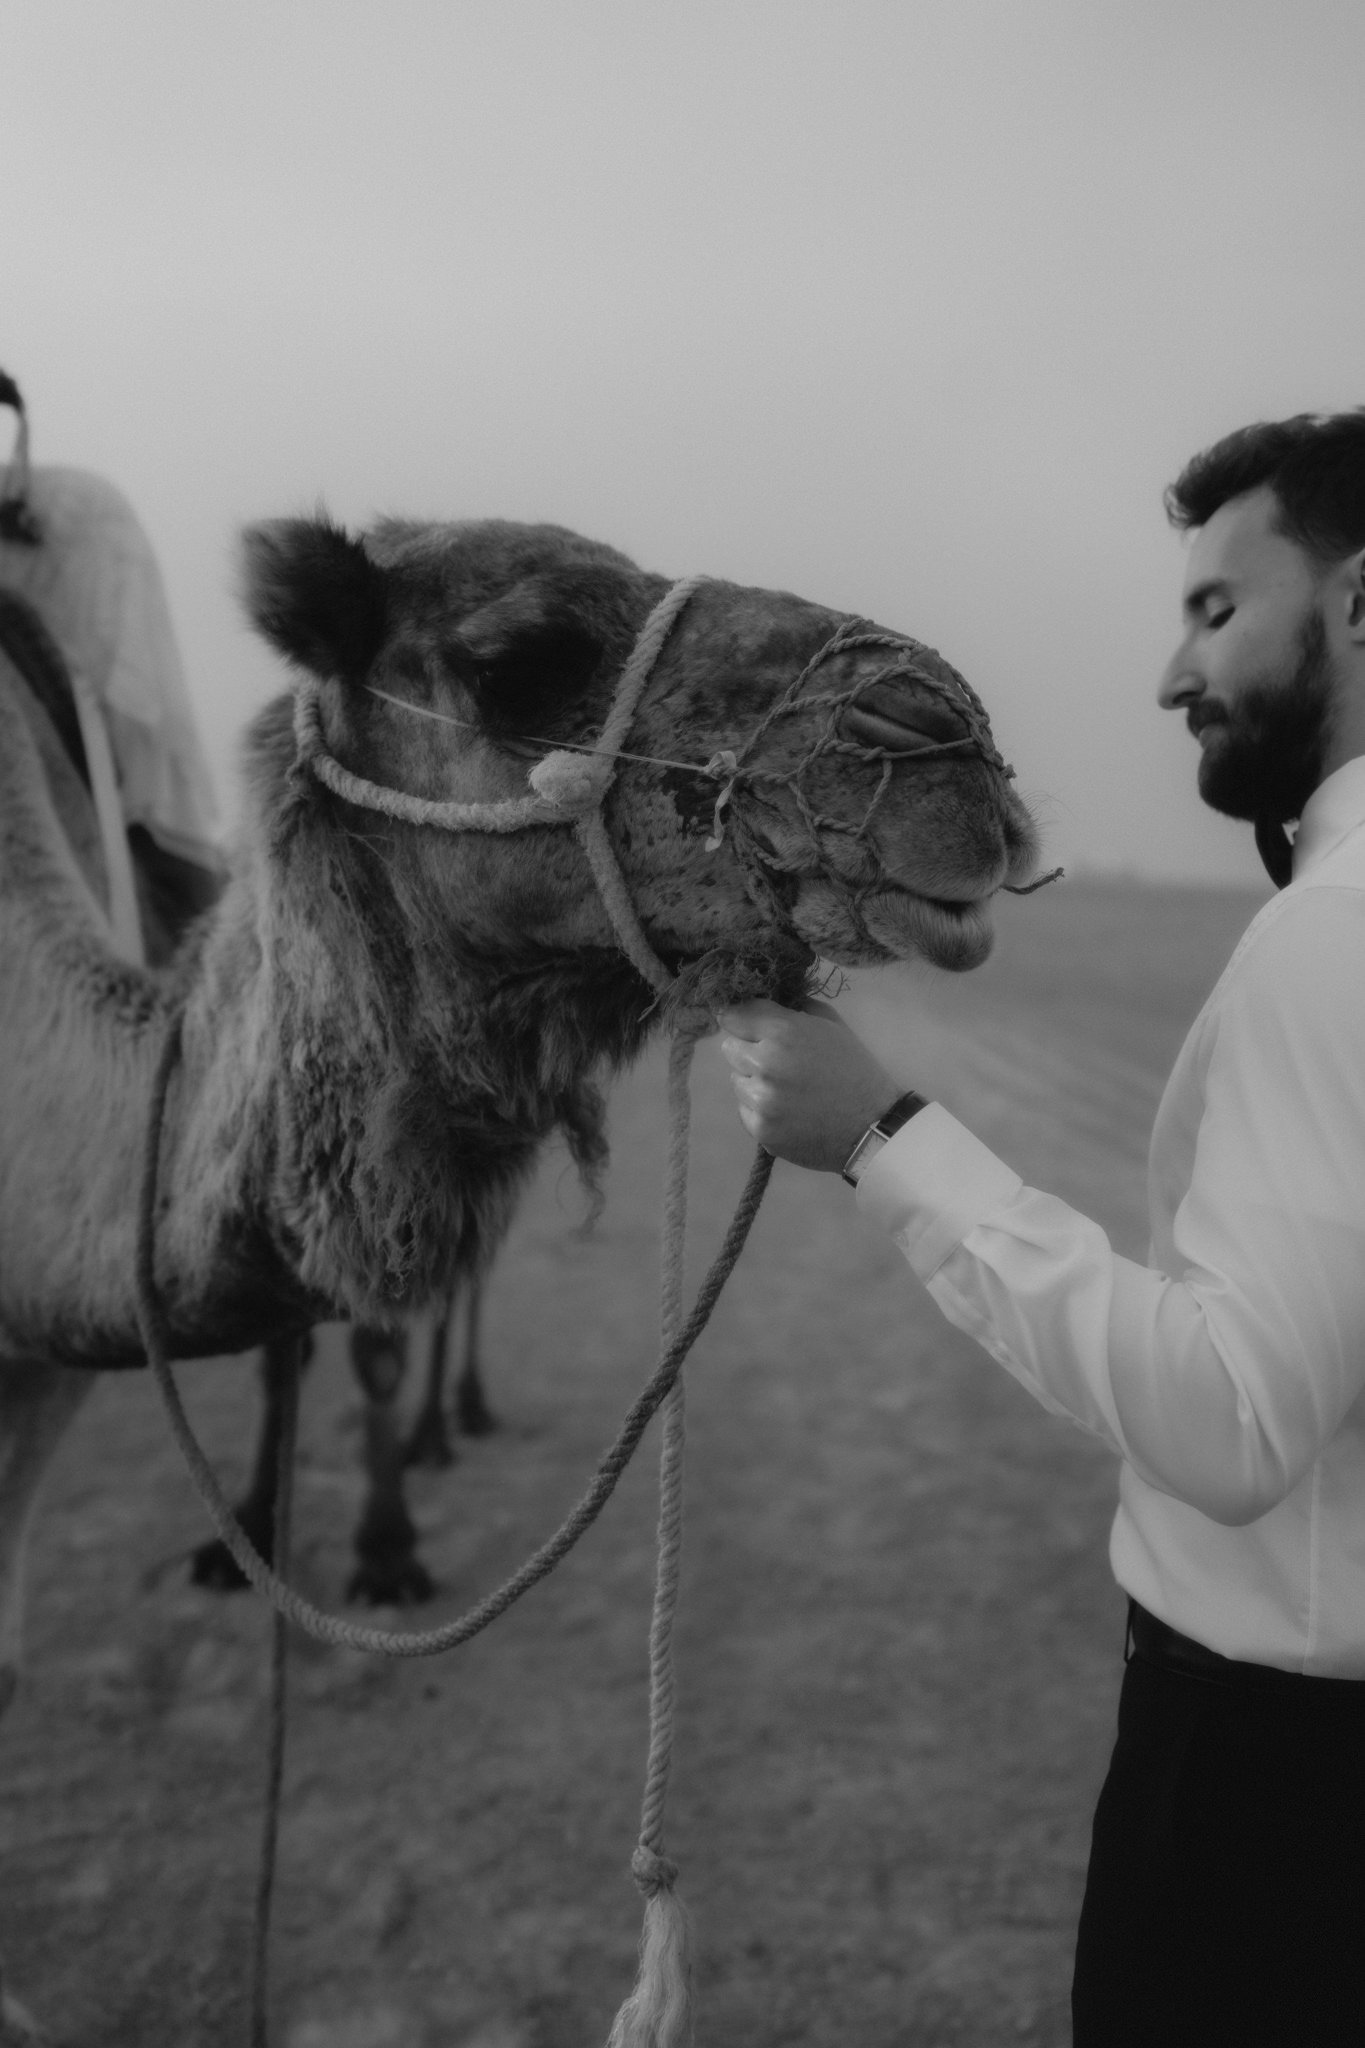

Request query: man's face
[{"left": 1159, "top": 484, "right": 1336, "bottom": 823}]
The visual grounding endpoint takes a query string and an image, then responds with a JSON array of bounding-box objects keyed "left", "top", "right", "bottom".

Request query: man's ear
[
  {"left": 240, "top": 515, "right": 389, "bottom": 682},
  {"left": 1344, "top": 546, "right": 1365, "bottom": 640}
]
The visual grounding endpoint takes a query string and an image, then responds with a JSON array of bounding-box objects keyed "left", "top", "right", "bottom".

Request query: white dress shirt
[{"left": 857, "top": 756, "right": 1365, "bottom": 1677}]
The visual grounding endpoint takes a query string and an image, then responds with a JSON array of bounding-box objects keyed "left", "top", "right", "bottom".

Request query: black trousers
[{"left": 1071, "top": 1605, "right": 1365, "bottom": 2047}]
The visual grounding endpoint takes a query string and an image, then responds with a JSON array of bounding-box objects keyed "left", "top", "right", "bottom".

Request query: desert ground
[{"left": 2, "top": 875, "right": 1267, "bottom": 2047}]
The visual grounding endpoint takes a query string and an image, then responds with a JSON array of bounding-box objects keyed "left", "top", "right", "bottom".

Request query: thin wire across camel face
[{"left": 361, "top": 615, "right": 1009, "bottom": 812}]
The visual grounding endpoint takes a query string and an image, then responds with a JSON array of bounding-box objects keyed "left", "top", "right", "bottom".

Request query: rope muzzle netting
[{"left": 134, "top": 570, "right": 1046, "bottom": 2047}]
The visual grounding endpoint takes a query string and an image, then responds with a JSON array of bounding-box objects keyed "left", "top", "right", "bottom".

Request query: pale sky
[{"left": 4, "top": 0, "right": 1362, "bottom": 883}]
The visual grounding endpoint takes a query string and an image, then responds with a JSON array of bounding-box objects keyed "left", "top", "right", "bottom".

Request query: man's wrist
[{"left": 841, "top": 1090, "right": 929, "bottom": 1187}]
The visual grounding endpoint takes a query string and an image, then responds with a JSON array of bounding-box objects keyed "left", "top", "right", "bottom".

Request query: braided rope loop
[{"left": 294, "top": 678, "right": 564, "bottom": 834}]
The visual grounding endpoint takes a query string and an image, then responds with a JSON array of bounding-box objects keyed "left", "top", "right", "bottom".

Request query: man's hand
[{"left": 717, "top": 998, "right": 903, "bottom": 1172}]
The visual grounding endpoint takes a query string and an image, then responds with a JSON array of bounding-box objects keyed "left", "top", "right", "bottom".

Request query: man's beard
[{"left": 1192, "top": 611, "right": 1335, "bottom": 826}]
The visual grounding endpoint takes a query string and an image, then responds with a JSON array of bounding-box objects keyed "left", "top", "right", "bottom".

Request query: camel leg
[
  {"left": 0, "top": 1361, "right": 94, "bottom": 1721},
  {"left": 403, "top": 1296, "right": 458, "bottom": 1470},
  {"left": 347, "top": 1326, "right": 434, "bottom": 1606},
  {"left": 190, "top": 1331, "right": 314, "bottom": 1591},
  {"left": 454, "top": 1273, "right": 497, "bottom": 1437},
  {"left": 404, "top": 1270, "right": 497, "bottom": 1465},
  {"left": 0, "top": 1361, "right": 94, "bottom": 2046}
]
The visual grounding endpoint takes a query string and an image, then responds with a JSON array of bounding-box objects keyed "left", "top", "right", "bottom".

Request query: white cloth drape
[{"left": 0, "top": 465, "right": 224, "bottom": 875}]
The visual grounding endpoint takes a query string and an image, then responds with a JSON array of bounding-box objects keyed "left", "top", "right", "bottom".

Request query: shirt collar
[{"left": 1293, "top": 755, "right": 1365, "bottom": 878}]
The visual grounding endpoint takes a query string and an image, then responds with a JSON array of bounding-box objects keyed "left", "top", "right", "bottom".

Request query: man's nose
[{"left": 1157, "top": 649, "right": 1202, "bottom": 712}]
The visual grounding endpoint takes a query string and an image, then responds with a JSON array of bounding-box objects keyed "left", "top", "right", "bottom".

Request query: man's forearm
[{"left": 859, "top": 1106, "right": 1352, "bottom": 1526}]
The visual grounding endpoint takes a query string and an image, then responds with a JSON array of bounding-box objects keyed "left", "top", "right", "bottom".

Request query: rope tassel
[
  {"left": 606, "top": 1860, "right": 693, "bottom": 2048},
  {"left": 605, "top": 1380, "right": 694, "bottom": 2048}
]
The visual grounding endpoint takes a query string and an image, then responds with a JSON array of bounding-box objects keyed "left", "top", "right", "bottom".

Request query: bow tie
[{"left": 1254, "top": 814, "right": 1295, "bottom": 890}]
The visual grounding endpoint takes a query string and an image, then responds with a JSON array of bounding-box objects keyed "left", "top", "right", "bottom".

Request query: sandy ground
[{"left": 1, "top": 877, "right": 1266, "bottom": 2048}]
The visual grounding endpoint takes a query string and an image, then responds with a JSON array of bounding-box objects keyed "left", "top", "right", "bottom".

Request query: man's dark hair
[{"left": 1166, "top": 409, "right": 1365, "bottom": 567}]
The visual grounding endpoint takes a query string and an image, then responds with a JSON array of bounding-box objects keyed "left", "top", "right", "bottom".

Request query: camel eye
[{"left": 463, "top": 622, "right": 604, "bottom": 743}]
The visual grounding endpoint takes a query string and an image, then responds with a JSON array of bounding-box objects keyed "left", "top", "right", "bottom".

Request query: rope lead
[
  {"left": 249, "top": 1335, "right": 302, "bottom": 2048},
  {"left": 136, "top": 1005, "right": 773, "bottom": 2046},
  {"left": 605, "top": 1030, "right": 702, "bottom": 2048}
]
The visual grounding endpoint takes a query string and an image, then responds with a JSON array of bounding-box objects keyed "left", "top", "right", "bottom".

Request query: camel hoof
[
  {"left": 456, "top": 1384, "right": 498, "bottom": 1437},
  {"left": 403, "top": 1411, "right": 457, "bottom": 1470},
  {"left": 189, "top": 1536, "right": 254, "bottom": 1591},
  {"left": 346, "top": 1555, "right": 435, "bottom": 1607}
]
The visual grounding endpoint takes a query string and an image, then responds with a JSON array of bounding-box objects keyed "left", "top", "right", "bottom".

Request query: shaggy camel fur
[
  {"left": 0, "top": 508, "right": 1037, "bottom": 2038},
  {"left": 0, "top": 453, "right": 456, "bottom": 1611}
]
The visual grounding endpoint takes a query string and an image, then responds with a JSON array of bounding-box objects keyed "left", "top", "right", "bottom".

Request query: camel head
[{"left": 241, "top": 514, "right": 1039, "bottom": 995}]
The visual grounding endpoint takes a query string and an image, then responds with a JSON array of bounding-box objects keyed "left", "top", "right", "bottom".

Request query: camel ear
[
  {"left": 452, "top": 567, "right": 630, "bottom": 736},
  {"left": 240, "top": 516, "right": 388, "bottom": 683}
]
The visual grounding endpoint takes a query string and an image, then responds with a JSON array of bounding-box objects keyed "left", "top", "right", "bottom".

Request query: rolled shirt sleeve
[{"left": 856, "top": 886, "right": 1365, "bottom": 1528}]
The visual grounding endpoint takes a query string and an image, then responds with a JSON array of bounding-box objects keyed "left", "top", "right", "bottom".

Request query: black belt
[{"left": 1126, "top": 1600, "right": 1365, "bottom": 1701}]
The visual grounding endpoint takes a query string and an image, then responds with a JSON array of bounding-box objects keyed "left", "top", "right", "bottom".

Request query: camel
[
  {"left": 0, "top": 400, "right": 496, "bottom": 1613},
  {"left": 0, "top": 435, "right": 444, "bottom": 1623},
  {"left": 0, "top": 500, "right": 1039, "bottom": 2037}
]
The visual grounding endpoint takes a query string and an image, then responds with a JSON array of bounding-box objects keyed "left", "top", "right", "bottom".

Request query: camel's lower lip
[
  {"left": 860, "top": 886, "right": 995, "bottom": 970},
  {"left": 787, "top": 875, "right": 997, "bottom": 971}
]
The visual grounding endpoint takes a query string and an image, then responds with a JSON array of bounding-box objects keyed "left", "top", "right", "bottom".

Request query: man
[{"left": 718, "top": 410, "right": 1365, "bottom": 2046}]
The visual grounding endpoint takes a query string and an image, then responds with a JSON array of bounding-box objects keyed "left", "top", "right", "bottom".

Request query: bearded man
[{"left": 719, "top": 410, "right": 1365, "bottom": 2048}]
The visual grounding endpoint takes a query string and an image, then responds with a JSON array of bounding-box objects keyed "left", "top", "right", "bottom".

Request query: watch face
[{"left": 842, "top": 1126, "right": 888, "bottom": 1187}]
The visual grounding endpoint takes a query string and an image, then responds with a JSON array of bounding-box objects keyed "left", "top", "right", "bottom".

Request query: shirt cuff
[{"left": 854, "top": 1101, "right": 1024, "bottom": 1280}]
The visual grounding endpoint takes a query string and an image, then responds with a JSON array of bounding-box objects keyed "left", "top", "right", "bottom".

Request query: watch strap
[{"left": 841, "top": 1089, "right": 928, "bottom": 1187}]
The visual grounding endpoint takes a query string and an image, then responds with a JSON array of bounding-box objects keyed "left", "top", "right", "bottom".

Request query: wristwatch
[{"left": 841, "top": 1089, "right": 929, "bottom": 1187}]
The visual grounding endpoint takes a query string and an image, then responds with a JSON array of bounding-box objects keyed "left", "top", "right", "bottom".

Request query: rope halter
[{"left": 292, "top": 568, "right": 1038, "bottom": 993}]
